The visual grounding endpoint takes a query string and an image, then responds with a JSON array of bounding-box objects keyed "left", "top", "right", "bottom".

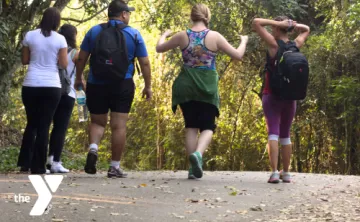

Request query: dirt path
[{"left": 0, "top": 171, "right": 359, "bottom": 221}]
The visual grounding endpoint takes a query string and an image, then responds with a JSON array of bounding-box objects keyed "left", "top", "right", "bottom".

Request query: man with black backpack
[
  {"left": 75, "top": 0, "right": 152, "bottom": 178},
  {"left": 252, "top": 16, "right": 310, "bottom": 184}
]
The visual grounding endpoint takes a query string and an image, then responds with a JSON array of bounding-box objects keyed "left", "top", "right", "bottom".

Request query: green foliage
[{"left": 0, "top": 147, "right": 19, "bottom": 172}]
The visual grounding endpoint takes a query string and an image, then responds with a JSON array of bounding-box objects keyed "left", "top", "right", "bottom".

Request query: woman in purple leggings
[{"left": 252, "top": 16, "right": 310, "bottom": 183}]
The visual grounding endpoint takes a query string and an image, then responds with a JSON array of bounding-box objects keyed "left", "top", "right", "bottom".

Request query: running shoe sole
[
  {"left": 268, "top": 179, "right": 280, "bottom": 184},
  {"left": 189, "top": 154, "right": 203, "bottom": 178}
]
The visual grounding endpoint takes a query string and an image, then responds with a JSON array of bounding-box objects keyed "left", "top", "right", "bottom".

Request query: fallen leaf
[
  {"left": 110, "top": 213, "right": 119, "bottom": 216},
  {"left": 235, "top": 210, "right": 248, "bottom": 215},
  {"left": 215, "top": 197, "right": 222, "bottom": 203},
  {"left": 229, "top": 191, "right": 238, "bottom": 196},
  {"left": 171, "top": 213, "right": 185, "bottom": 219},
  {"left": 140, "top": 184, "right": 147, "bottom": 187},
  {"left": 52, "top": 220, "right": 65, "bottom": 222},
  {"left": 250, "top": 206, "right": 263, "bottom": 211},
  {"left": 70, "top": 203, "right": 79, "bottom": 205}
]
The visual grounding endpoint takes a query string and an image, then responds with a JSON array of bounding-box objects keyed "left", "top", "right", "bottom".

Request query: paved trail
[{"left": 0, "top": 171, "right": 359, "bottom": 222}]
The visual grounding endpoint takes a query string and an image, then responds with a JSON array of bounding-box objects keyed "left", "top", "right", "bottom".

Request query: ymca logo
[{"left": 28, "top": 175, "right": 63, "bottom": 216}]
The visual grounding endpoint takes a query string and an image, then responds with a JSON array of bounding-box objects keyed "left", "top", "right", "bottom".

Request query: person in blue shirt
[{"left": 75, "top": 0, "right": 152, "bottom": 178}]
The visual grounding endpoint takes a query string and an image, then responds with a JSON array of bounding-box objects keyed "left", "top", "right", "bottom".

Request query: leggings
[
  {"left": 262, "top": 94, "right": 296, "bottom": 141},
  {"left": 17, "top": 87, "right": 61, "bottom": 174},
  {"left": 49, "top": 95, "right": 75, "bottom": 162}
]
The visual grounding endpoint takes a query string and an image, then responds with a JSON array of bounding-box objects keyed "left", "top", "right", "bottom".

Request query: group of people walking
[{"left": 17, "top": 0, "right": 310, "bottom": 183}]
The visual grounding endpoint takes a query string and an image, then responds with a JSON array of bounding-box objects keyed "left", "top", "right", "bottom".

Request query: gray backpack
[{"left": 59, "top": 48, "right": 76, "bottom": 95}]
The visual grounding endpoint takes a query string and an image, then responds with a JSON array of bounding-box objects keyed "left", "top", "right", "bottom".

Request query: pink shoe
[{"left": 268, "top": 171, "right": 280, "bottom": 183}]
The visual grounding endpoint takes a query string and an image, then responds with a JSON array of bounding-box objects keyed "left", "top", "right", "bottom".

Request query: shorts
[
  {"left": 86, "top": 79, "right": 135, "bottom": 114},
  {"left": 179, "top": 100, "right": 217, "bottom": 132}
]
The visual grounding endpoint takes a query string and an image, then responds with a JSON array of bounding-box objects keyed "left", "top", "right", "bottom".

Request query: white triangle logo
[{"left": 44, "top": 175, "right": 63, "bottom": 192}]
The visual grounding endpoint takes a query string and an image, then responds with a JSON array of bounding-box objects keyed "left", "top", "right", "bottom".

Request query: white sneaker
[
  {"left": 280, "top": 170, "right": 291, "bottom": 183},
  {"left": 51, "top": 162, "right": 70, "bottom": 173},
  {"left": 45, "top": 169, "right": 51, "bottom": 174}
]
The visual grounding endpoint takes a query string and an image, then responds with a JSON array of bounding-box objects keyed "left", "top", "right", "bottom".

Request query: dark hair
[
  {"left": 274, "top": 16, "right": 290, "bottom": 33},
  {"left": 39, "top": 7, "right": 61, "bottom": 37},
  {"left": 108, "top": 0, "right": 127, "bottom": 18},
  {"left": 58, "top": 24, "right": 78, "bottom": 48}
]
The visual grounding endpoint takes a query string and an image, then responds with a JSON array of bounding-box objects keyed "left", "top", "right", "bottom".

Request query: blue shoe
[
  {"left": 188, "top": 167, "right": 196, "bottom": 179},
  {"left": 189, "top": 152, "right": 203, "bottom": 178}
]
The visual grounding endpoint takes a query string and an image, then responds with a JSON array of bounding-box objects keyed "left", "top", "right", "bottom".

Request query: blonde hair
[{"left": 191, "top": 3, "right": 211, "bottom": 27}]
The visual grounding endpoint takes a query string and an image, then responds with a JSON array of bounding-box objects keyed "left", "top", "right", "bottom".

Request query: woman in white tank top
[{"left": 47, "top": 24, "right": 79, "bottom": 173}]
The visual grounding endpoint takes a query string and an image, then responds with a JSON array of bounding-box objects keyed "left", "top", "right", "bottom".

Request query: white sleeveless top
[{"left": 66, "top": 49, "right": 77, "bottom": 99}]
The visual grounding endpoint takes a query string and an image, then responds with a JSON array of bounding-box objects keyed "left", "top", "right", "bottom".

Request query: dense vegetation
[{"left": 0, "top": 0, "right": 359, "bottom": 175}]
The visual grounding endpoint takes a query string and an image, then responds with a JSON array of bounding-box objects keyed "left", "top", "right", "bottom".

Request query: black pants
[
  {"left": 49, "top": 95, "right": 75, "bottom": 162},
  {"left": 17, "top": 87, "right": 61, "bottom": 174}
]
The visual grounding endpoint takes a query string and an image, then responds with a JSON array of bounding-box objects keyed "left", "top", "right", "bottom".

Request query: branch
[
  {"left": 61, "top": 6, "right": 107, "bottom": 23},
  {"left": 66, "top": 4, "right": 84, "bottom": 10},
  {"left": 53, "top": 0, "right": 71, "bottom": 12}
]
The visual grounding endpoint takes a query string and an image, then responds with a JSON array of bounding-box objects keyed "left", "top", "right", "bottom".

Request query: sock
[
  {"left": 273, "top": 170, "right": 279, "bottom": 173},
  {"left": 89, "top": 143, "right": 98, "bottom": 152},
  {"left": 53, "top": 161, "right": 61, "bottom": 166},
  {"left": 47, "top": 155, "right": 54, "bottom": 164},
  {"left": 110, "top": 161, "right": 120, "bottom": 169}
]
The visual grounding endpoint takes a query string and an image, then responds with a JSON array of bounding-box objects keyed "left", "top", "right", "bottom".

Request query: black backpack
[
  {"left": 90, "top": 23, "right": 130, "bottom": 81},
  {"left": 266, "top": 40, "right": 309, "bottom": 100},
  {"left": 59, "top": 48, "right": 76, "bottom": 95}
]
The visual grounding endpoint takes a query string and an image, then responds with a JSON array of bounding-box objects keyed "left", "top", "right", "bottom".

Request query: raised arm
[
  {"left": 156, "top": 30, "right": 184, "bottom": 53},
  {"left": 217, "top": 32, "right": 248, "bottom": 60},
  {"left": 294, "top": 24, "right": 310, "bottom": 48},
  {"left": 252, "top": 18, "right": 295, "bottom": 49},
  {"left": 252, "top": 18, "right": 278, "bottom": 49}
]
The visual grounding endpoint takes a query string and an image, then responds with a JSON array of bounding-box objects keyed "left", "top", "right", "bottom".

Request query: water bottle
[{"left": 76, "top": 87, "right": 88, "bottom": 122}]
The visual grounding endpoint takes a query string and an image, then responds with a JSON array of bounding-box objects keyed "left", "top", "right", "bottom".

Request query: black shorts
[
  {"left": 179, "top": 101, "right": 218, "bottom": 132},
  {"left": 86, "top": 79, "right": 135, "bottom": 114}
]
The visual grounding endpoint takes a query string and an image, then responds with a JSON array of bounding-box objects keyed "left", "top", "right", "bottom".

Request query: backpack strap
[
  {"left": 115, "top": 23, "right": 128, "bottom": 30},
  {"left": 69, "top": 48, "right": 77, "bottom": 78},
  {"left": 133, "top": 32, "right": 141, "bottom": 76}
]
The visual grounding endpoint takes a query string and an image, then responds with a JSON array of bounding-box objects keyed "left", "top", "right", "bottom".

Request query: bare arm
[
  {"left": 58, "top": 47, "right": 68, "bottom": 69},
  {"left": 74, "top": 50, "right": 90, "bottom": 90},
  {"left": 21, "top": 47, "right": 30, "bottom": 65},
  {"left": 156, "top": 30, "right": 183, "bottom": 53},
  {"left": 217, "top": 33, "right": 248, "bottom": 60},
  {"left": 138, "top": 56, "right": 152, "bottom": 100},
  {"left": 252, "top": 18, "right": 280, "bottom": 49},
  {"left": 72, "top": 50, "right": 80, "bottom": 63},
  {"left": 294, "top": 24, "right": 310, "bottom": 48}
]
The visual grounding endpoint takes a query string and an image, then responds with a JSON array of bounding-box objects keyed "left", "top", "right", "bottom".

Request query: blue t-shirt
[{"left": 80, "top": 20, "right": 148, "bottom": 84}]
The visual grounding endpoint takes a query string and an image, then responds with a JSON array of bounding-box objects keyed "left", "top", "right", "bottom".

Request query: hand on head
[
  {"left": 278, "top": 19, "right": 297, "bottom": 30},
  {"left": 240, "top": 35, "right": 249, "bottom": 43}
]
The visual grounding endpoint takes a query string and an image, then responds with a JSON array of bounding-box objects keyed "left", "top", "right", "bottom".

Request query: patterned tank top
[{"left": 181, "top": 29, "right": 217, "bottom": 70}]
